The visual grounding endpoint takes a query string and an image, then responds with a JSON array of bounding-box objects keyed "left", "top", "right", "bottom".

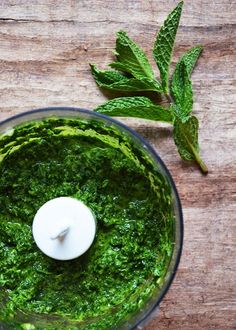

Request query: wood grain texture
[{"left": 0, "top": 1, "right": 235, "bottom": 329}]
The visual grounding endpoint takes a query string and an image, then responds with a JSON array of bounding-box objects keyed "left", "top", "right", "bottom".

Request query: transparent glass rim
[{"left": 0, "top": 107, "right": 184, "bottom": 330}]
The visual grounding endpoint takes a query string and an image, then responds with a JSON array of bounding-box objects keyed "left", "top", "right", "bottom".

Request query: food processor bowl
[{"left": 0, "top": 107, "right": 183, "bottom": 330}]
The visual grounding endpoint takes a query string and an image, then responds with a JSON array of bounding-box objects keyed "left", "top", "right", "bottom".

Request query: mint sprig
[{"left": 90, "top": 2, "right": 208, "bottom": 174}]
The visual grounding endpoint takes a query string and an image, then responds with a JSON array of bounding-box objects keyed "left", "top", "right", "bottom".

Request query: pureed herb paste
[{"left": 0, "top": 117, "right": 174, "bottom": 330}]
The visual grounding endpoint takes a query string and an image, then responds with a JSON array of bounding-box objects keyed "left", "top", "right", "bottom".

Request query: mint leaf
[
  {"left": 103, "top": 77, "right": 162, "bottom": 92},
  {"left": 90, "top": 64, "right": 128, "bottom": 84},
  {"left": 171, "top": 62, "right": 193, "bottom": 120},
  {"left": 153, "top": 2, "right": 183, "bottom": 93},
  {"left": 110, "top": 31, "right": 155, "bottom": 80},
  {"left": 173, "top": 116, "right": 208, "bottom": 173},
  {"left": 95, "top": 97, "right": 173, "bottom": 123},
  {"left": 174, "top": 116, "right": 198, "bottom": 160},
  {"left": 176, "top": 45, "right": 203, "bottom": 76},
  {"left": 171, "top": 46, "right": 203, "bottom": 120},
  {"left": 90, "top": 64, "right": 162, "bottom": 92}
]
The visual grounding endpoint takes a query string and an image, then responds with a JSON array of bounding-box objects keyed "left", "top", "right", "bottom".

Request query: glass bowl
[{"left": 0, "top": 107, "right": 183, "bottom": 330}]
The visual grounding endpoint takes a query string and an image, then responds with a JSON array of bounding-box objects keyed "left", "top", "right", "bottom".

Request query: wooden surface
[{"left": 0, "top": 1, "right": 235, "bottom": 329}]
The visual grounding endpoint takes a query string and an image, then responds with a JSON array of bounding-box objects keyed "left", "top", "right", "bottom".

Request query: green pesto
[{"left": 0, "top": 117, "right": 174, "bottom": 330}]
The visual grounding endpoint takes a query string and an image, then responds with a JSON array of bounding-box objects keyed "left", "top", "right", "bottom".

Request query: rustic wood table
[{"left": 0, "top": 1, "right": 235, "bottom": 329}]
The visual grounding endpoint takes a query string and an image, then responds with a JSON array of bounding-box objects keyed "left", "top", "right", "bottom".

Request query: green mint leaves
[
  {"left": 110, "top": 31, "right": 155, "bottom": 80},
  {"left": 171, "top": 62, "right": 193, "bottom": 120},
  {"left": 153, "top": 1, "right": 183, "bottom": 93},
  {"left": 90, "top": 2, "right": 208, "bottom": 174},
  {"left": 95, "top": 97, "right": 173, "bottom": 123},
  {"left": 175, "top": 45, "right": 203, "bottom": 76},
  {"left": 173, "top": 116, "right": 208, "bottom": 173},
  {"left": 90, "top": 31, "right": 162, "bottom": 93},
  {"left": 171, "top": 46, "right": 203, "bottom": 120},
  {"left": 90, "top": 64, "right": 162, "bottom": 92}
]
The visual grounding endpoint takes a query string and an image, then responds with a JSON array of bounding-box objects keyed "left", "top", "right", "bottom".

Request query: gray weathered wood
[{"left": 0, "top": 1, "right": 235, "bottom": 329}]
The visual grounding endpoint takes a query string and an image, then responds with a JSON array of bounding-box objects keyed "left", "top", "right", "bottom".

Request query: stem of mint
[{"left": 190, "top": 143, "right": 208, "bottom": 174}]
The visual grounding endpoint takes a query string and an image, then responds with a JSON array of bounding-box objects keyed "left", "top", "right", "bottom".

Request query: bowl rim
[{"left": 0, "top": 106, "right": 183, "bottom": 330}]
